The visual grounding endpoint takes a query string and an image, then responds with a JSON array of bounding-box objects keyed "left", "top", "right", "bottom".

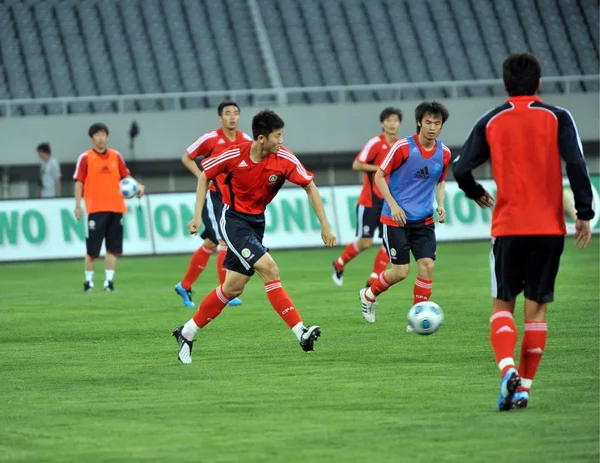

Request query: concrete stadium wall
[{"left": 1, "top": 93, "right": 598, "bottom": 166}]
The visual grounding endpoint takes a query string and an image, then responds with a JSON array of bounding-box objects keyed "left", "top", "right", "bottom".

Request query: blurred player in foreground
[{"left": 453, "top": 52, "right": 594, "bottom": 411}]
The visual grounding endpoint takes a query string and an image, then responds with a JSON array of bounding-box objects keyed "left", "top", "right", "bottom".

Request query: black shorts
[
  {"left": 200, "top": 191, "right": 224, "bottom": 245},
  {"left": 219, "top": 205, "right": 268, "bottom": 276},
  {"left": 491, "top": 235, "right": 564, "bottom": 304},
  {"left": 356, "top": 202, "right": 384, "bottom": 238},
  {"left": 383, "top": 223, "right": 436, "bottom": 265},
  {"left": 86, "top": 212, "right": 123, "bottom": 259}
]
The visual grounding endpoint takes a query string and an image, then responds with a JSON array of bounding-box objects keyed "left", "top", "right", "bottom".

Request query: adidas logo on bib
[{"left": 414, "top": 166, "right": 430, "bottom": 179}]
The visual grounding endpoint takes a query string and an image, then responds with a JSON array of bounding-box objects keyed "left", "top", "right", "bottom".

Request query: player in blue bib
[{"left": 358, "top": 102, "right": 451, "bottom": 327}]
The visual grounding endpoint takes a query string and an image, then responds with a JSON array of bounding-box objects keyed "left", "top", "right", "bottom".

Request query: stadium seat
[
  {"left": 55, "top": 1, "right": 100, "bottom": 114},
  {"left": 558, "top": 0, "right": 599, "bottom": 92},
  {"left": 0, "top": 3, "right": 31, "bottom": 116},
  {"left": 0, "top": 0, "right": 597, "bottom": 115}
]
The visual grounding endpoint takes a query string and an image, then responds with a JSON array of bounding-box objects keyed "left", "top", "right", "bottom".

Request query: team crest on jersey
[
  {"left": 390, "top": 248, "right": 397, "bottom": 257},
  {"left": 218, "top": 139, "right": 226, "bottom": 144},
  {"left": 382, "top": 144, "right": 387, "bottom": 149},
  {"left": 432, "top": 162, "right": 442, "bottom": 174},
  {"left": 268, "top": 174, "right": 278, "bottom": 183}
]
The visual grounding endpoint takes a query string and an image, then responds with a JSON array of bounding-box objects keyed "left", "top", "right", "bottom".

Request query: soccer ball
[
  {"left": 407, "top": 301, "right": 444, "bottom": 335},
  {"left": 119, "top": 178, "right": 138, "bottom": 199}
]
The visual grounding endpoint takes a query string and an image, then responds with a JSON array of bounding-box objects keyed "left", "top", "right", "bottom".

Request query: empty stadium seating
[{"left": 0, "top": 0, "right": 597, "bottom": 115}]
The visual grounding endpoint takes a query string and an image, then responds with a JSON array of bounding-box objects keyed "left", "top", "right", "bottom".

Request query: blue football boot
[
  {"left": 496, "top": 368, "right": 521, "bottom": 411},
  {"left": 174, "top": 282, "right": 195, "bottom": 307},
  {"left": 227, "top": 297, "right": 243, "bottom": 306},
  {"left": 513, "top": 390, "right": 530, "bottom": 409}
]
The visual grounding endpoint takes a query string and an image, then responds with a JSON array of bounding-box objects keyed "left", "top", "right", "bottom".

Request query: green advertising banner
[{"left": 1, "top": 177, "right": 598, "bottom": 261}]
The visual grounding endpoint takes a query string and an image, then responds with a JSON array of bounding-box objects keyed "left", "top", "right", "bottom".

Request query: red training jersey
[
  {"left": 186, "top": 127, "right": 252, "bottom": 193},
  {"left": 355, "top": 133, "right": 397, "bottom": 207},
  {"left": 201, "top": 141, "right": 314, "bottom": 215},
  {"left": 454, "top": 95, "right": 595, "bottom": 236}
]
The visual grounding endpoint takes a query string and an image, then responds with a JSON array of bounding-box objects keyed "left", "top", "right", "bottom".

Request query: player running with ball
[{"left": 359, "top": 102, "right": 451, "bottom": 327}]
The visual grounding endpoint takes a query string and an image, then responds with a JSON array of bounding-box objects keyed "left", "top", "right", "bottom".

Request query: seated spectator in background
[{"left": 37, "top": 143, "right": 61, "bottom": 197}]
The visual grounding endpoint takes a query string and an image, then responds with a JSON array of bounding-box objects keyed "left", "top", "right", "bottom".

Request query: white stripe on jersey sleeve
[
  {"left": 357, "top": 136, "right": 381, "bottom": 162},
  {"left": 202, "top": 148, "right": 241, "bottom": 172},
  {"left": 73, "top": 151, "right": 88, "bottom": 180},
  {"left": 242, "top": 132, "right": 253, "bottom": 141},
  {"left": 528, "top": 102, "right": 558, "bottom": 121},
  {"left": 278, "top": 151, "right": 312, "bottom": 180},
  {"left": 485, "top": 104, "right": 515, "bottom": 129},
  {"left": 114, "top": 150, "right": 130, "bottom": 175},
  {"left": 442, "top": 143, "right": 452, "bottom": 159},
  {"left": 380, "top": 138, "right": 408, "bottom": 171},
  {"left": 186, "top": 131, "right": 218, "bottom": 154},
  {"left": 277, "top": 149, "right": 313, "bottom": 181},
  {"left": 556, "top": 106, "right": 585, "bottom": 158}
]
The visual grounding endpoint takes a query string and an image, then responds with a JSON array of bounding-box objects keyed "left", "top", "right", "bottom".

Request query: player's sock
[
  {"left": 365, "top": 272, "right": 391, "bottom": 301},
  {"left": 216, "top": 244, "right": 227, "bottom": 285},
  {"left": 517, "top": 321, "right": 548, "bottom": 393},
  {"left": 367, "top": 246, "right": 389, "bottom": 285},
  {"left": 490, "top": 310, "right": 518, "bottom": 376},
  {"left": 85, "top": 270, "right": 94, "bottom": 283},
  {"left": 334, "top": 242, "right": 361, "bottom": 270},
  {"left": 413, "top": 277, "right": 433, "bottom": 304},
  {"left": 291, "top": 322, "right": 305, "bottom": 341},
  {"left": 265, "top": 279, "right": 302, "bottom": 329},
  {"left": 181, "top": 244, "right": 215, "bottom": 290},
  {"left": 187, "top": 285, "right": 231, "bottom": 336},
  {"left": 105, "top": 269, "right": 115, "bottom": 282},
  {"left": 366, "top": 272, "right": 378, "bottom": 286},
  {"left": 181, "top": 319, "right": 200, "bottom": 342},
  {"left": 517, "top": 379, "right": 533, "bottom": 394}
]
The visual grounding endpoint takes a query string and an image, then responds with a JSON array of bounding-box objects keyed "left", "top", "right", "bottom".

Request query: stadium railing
[{"left": 1, "top": 75, "right": 598, "bottom": 117}]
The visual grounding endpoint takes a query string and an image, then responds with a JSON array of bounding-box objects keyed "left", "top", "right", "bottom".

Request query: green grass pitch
[{"left": 0, "top": 240, "right": 598, "bottom": 462}]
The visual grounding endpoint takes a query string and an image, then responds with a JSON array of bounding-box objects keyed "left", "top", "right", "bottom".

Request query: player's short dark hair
[
  {"left": 36, "top": 142, "right": 51, "bottom": 155},
  {"left": 415, "top": 102, "right": 449, "bottom": 133},
  {"left": 252, "top": 110, "right": 285, "bottom": 140},
  {"left": 88, "top": 122, "right": 109, "bottom": 138},
  {"left": 218, "top": 100, "right": 240, "bottom": 116},
  {"left": 503, "top": 52, "right": 541, "bottom": 97},
  {"left": 380, "top": 107, "right": 403, "bottom": 123}
]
